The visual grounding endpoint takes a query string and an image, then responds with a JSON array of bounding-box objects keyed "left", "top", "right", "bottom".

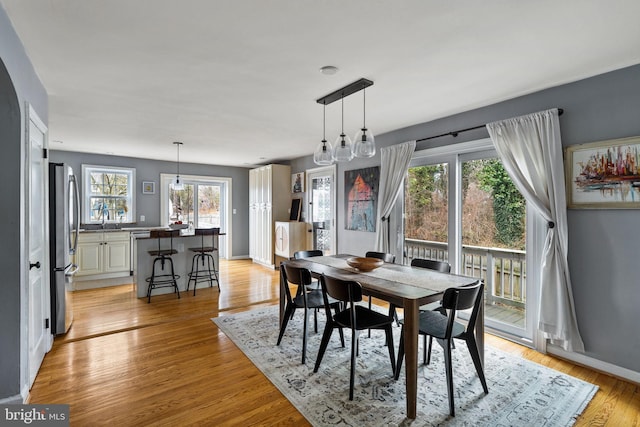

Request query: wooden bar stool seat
[
  {"left": 187, "top": 228, "right": 220, "bottom": 295},
  {"left": 145, "top": 229, "right": 181, "bottom": 303}
]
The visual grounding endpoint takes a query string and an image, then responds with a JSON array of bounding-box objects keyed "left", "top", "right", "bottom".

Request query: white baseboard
[
  {"left": 548, "top": 344, "right": 640, "bottom": 385},
  {"left": 228, "top": 255, "right": 250, "bottom": 260}
]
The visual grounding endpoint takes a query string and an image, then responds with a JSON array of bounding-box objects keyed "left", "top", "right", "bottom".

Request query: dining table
[{"left": 280, "top": 254, "right": 482, "bottom": 420}]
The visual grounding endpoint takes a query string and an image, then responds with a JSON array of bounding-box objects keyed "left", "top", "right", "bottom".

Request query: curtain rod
[{"left": 416, "top": 108, "right": 564, "bottom": 143}]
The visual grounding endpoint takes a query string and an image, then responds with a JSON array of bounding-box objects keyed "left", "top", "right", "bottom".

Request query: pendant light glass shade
[
  {"left": 314, "top": 140, "right": 334, "bottom": 165},
  {"left": 333, "top": 133, "right": 354, "bottom": 162},
  {"left": 314, "top": 104, "right": 334, "bottom": 166},
  {"left": 332, "top": 97, "right": 354, "bottom": 162},
  {"left": 171, "top": 141, "right": 184, "bottom": 190},
  {"left": 353, "top": 87, "right": 375, "bottom": 158},
  {"left": 353, "top": 128, "right": 375, "bottom": 158}
]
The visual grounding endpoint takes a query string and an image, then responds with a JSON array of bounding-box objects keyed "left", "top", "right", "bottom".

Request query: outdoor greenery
[{"left": 405, "top": 159, "right": 525, "bottom": 250}]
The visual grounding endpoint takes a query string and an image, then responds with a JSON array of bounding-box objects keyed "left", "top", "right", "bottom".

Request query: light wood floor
[{"left": 29, "top": 259, "right": 639, "bottom": 426}]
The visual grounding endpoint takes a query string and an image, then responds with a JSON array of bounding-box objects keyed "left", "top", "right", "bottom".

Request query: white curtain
[
  {"left": 375, "top": 140, "right": 416, "bottom": 253},
  {"left": 486, "top": 109, "right": 584, "bottom": 352}
]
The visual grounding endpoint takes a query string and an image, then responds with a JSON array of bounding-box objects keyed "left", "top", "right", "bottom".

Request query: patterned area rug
[{"left": 212, "top": 306, "right": 597, "bottom": 426}]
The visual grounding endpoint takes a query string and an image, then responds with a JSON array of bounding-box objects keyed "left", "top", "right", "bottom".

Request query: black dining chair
[
  {"left": 395, "top": 281, "right": 488, "bottom": 416},
  {"left": 411, "top": 258, "right": 454, "bottom": 352},
  {"left": 364, "top": 251, "right": 397, "bottom": 337},
  {"left": 293, "top": 250, "right": 324, "bottom": 259},
  {"left": 364, "top": 251, "right": 397, "bottom": 326},
  {"left": 314, "top": 274, "right": 396, "bottom": 400},
  {"left": 276, "top": 263, "right": 342, "bottom": 364},
  {"left": 293, "top": 250, "right": 323, "bottom": 289}
]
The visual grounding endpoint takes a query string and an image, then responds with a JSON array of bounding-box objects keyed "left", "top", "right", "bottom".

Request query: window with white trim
[{"left": 82, "top": 165, "right": 135, "bottom": 223}]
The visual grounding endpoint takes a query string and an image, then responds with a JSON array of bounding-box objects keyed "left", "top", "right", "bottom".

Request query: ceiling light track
[{"left": 316, "top": 78, "right": 373, "bottom": 105}]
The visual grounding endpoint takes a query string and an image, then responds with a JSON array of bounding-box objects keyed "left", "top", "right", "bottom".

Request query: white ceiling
[{"left": 2, "top": 1, "right": 640, "bottom": 167}]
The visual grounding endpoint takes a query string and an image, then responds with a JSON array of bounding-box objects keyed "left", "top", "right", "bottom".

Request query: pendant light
[
  {"left": 332, "top": 96, "right": 354, "bottom": 162},
  {"left": 353, "top": 86, "right": 375, "bottom": 158},
  {"left": 313, "top": 103, "right": 333, "bottom": 165},
  {"left": 172, "top": 141, "right": 184, "bottom": 190}
]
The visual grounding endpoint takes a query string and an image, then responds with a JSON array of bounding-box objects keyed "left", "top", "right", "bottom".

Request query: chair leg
[
  {"left": 168, "top": 257, "right": 180, "bottom": 299},
  {"left": 313, "top": 323, "right": 334, "bottom": 373},
  {"left": 394, "top": 326, "right": 405, "bottom": 381},
  {"left": 276, "top": 303, "right": 296, "bottom": 345},
  {"left": 427, "top": 335, "right": 434, "bottom": 365},
  {"left": 302, "top": 307, "right": 309, "bottom": 364},
  {"left": 334, "top": 304, "right": 345, "bottom": 347},
  {"left": 423, "top": 334, "right": 427, "bottom": 364},
  {"left": 349, "top": 329, "right": 359, "bottom": 400},
  {"left": 384, "top": 326, "right": 396, "bottom": 377},
  {"left": 442, "top": 338, "right": 455, "bottom": 417},
  {"left": 465, "top": 336, "right": 489, "bottom": 394},
  {"left": 367, "top": 298, "right": 372, "bottom": 338}
]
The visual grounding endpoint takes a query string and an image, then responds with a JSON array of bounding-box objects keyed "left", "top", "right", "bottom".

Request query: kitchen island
[{"left": 132, "top": 229, "right": 224, "bottom": 298}]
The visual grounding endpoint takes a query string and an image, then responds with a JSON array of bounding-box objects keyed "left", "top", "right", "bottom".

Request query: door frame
[{"left": 305, "top": 165, "right": 336, "bottom": 255}]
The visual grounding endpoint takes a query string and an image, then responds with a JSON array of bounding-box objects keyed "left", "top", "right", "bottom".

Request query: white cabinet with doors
[
  {"left": 249, "top": 164, "right": 291, "bottom": 268},
  {"left": 275, "top": 221, "right": 309, "bottom": 258},
  {"left": 75, "top": 231, "right": 131, "bottom": 278}
]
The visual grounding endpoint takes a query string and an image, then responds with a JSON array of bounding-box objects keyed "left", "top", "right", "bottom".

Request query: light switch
[
  {"left": 233, "top": 209, "right": 237, "bottom": 214},
  {"left": 140, "top": 215, "right": 145, "bottom": 222}
]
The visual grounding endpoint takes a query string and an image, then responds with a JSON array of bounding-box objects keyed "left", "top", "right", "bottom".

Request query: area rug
[{"left": 212, "top": 306, "right": 597, "bottom": 426}]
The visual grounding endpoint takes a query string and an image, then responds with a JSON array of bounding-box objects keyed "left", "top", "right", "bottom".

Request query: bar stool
[
  {"left": 187, "top": 227, "right": 220, "bottom": 295},
  {"left": 145, "top": 229, "right": 181, "bottom": 303}
]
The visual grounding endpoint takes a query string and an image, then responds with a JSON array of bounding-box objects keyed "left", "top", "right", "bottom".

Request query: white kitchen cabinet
[
  {"left": 76, "top": 231, "right": 130, "bottom": 277},
  {"left": 275, "top": 221, "right": 308, "bottom": 258},
  {"left": 249, "top": 164, "right": 291, "bottom": 268}
]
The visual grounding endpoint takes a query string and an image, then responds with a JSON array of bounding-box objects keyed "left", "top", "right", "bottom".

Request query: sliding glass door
[{"left": 403, "top": 139, "right": 538, "bottom": 344}]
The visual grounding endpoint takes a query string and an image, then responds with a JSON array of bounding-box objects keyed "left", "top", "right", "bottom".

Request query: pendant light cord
[{"left": 362, "top": 87, "right": 366, "bottom": 130}]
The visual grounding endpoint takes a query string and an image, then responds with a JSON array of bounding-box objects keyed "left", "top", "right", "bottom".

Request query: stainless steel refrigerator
[{"left": 49, "top": 163, "right": 80, "bottom": 335}]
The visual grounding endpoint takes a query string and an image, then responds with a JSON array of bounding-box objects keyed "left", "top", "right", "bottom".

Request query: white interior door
[
  {"left": 306, "top": 165, "right": 336, "bottom": 255},
  {"left": 27, "top": 104, "right": 50, "bottom": 388}
]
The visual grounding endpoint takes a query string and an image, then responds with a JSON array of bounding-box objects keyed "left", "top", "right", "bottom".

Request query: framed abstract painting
[
  {"left": 565, "top": 136, "right": 640, "bottom": 208},
  {"left": 344, "top": 166, "right": 379, "bottom": 231}
]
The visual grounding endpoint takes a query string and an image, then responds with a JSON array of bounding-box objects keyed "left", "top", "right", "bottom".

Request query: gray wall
[
  {"left": 49, "top": 150, "right": 251, "bottom": 257},
  {"left": 291, "top": 64, "right": 640, "bottom": 374},
  {"left": 0, "top": 5, "right": 48, "bottom": 401}
]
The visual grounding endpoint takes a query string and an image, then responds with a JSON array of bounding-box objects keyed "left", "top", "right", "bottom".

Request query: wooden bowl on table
[{"left": 346, "top": 257, "right": 384, "bottom": 272}]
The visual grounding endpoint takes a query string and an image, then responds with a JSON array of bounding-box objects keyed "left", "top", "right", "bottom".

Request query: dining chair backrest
[
  {"left": 280, "top": 263, "right": 313, "bottom": 304},
  {"left": 365, "top": 251, "right": 395, "bottom": 264},
  {"left": 293, "top": 250, "right": 323, "bottom": 259},
  {"left": 441, "top": 281, "right": 483, "bottom": 337},
  {"left": 410, "top": 258, "right": 451, "bottom": 273},
  {"left": 320, "top": 274, "right": 363, "bottom": 307}
]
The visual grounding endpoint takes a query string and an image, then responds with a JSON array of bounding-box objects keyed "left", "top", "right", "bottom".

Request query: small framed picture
[
  {"left": 142, "top": 181, "right": 156, "bottom": 195},
  {"left": 292, "top": 172, "right": 305, "bottom": 193}
]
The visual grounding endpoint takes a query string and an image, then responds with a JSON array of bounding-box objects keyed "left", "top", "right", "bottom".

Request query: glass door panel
[
  {"left": 460, "top": 158, "right": 527, "bottom": 331},
  {"left": 197, "top": 184, "right": 221, "bottom": 227},
  {"left": 307, "top": 167, "right": 336, "bottom": 255},
  {"left": 404, "top": 163, "right": 449, "bottom": 263}
]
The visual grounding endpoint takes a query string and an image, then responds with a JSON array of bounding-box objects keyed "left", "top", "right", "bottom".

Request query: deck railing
[{"left": 404, "top": 238, "right": 526, "bottom": 308}]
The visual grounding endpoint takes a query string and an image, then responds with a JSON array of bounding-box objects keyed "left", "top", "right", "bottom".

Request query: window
[{"left": 82, "top": 165, "right": 135, "bottom": 223}]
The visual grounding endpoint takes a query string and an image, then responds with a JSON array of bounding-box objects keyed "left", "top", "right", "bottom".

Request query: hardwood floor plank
[{"left": 27, "top": 259, "right": 637, "bottom": 426}]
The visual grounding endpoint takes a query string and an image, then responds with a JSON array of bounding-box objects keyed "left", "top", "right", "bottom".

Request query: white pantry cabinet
[{"left": 249, "top": 164, "right": 291, "bottom": 268}]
